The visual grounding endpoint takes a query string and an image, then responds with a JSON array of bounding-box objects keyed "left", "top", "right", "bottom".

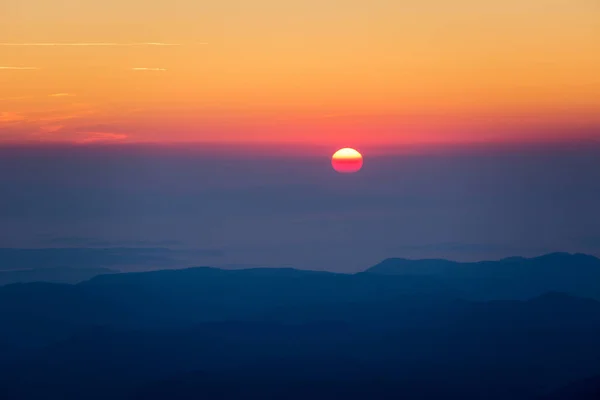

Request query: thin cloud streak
[
  {"left": 76, "top": 132, "right": 128, "bottom": 144},
  {"left": 0, "top": 43, "right": 181, "bottom": 46},
  {"left": 1, "top": 94, "right": 74, "bottom": 101},
  {"left": 132, "top": 68, "right": 167, "bottom": 71},
  {"left": 0, "top": 66, "right": 40, "bottom": 70},
  {"left": 0, "top": 112, "right": 26, "bottom": 122},
  {"left": 0, "top": 96, "right": 31, "bottom": 101}
]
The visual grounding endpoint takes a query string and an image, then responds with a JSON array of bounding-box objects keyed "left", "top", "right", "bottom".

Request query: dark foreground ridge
[
  {"left": 1, "top": 252, "right": 600, "bottom": 399},
  {"left": 543, "top": 374, "right": 600, "bottom": 400}
]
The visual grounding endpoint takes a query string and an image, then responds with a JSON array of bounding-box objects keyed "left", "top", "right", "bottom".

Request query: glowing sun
[{"left": 332, "top": 148, "right": 363, "bottom": 173}]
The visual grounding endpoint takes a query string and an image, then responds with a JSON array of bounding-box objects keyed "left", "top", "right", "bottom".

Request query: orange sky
[{"left": 1, "top": 0, "right": 599, "bottom": 146}]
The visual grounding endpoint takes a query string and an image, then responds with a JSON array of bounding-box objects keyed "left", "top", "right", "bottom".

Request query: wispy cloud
[
  {"left": 131, "top": 68, "right": 167, "bottom": 71},
  {"left": 0, "top": 42, "right": 180, "bottom": 47},
  {"left": 0, "top": 112, "right": 26, "bottom": 123},
  {"left": 77, "top": 132, "right": 128, "bottom": 144},
  {"left": 38, "top": 124, "right": 65, "bottom": 134},
  {"left": 38, "top": 114, "right": 81, "bottom": 123},
  {"left": 0, "top": 96, "right": 31, "bottom": 101},
  {"left": 0, "top": 66, "right": 40, "bottom": 70},
  {"left": 0, "top": 94, "right": 74, "bottom": 102},
  {"left": 36, "top": 105, "right": 97, "bottom": 123}
]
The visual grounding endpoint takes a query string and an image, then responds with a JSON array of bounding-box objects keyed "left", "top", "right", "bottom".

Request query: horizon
[
  {"left": 0, "top": 141, "right": 600, "bottom": 271},
  {"left": 0, "top": 250, "right": 594, "bottom": 275},
  {"left": 2, "top": 141, "right": 599, "bottom": 272}
]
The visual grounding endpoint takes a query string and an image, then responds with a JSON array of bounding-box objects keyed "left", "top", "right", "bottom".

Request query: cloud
[
  {"left": 77, "top": 132, "right": 128, "bottom": 144},
  {"left": 0, "top": 96, "right": 31, "bottom": 101},
  {"left": 0, "top": 66, "right": 40, "bottom": 70},
  {"left": 0, "top": 94, "right": 74, "bottom": 102},
  {"left": 0, "top": 42, "right": 180, "bottom": 46},
  {"left": 49, "top": 93, "right": 75, "bottom": 97},
  {"left": 132, "top": 68, "right": 168, "bottom": 71},
  {"left": 38, "top": 114, "right": 83, "bottom": 123},
  {"left": 36, "top": 106, "right": 97, "bottom": 123},
  {"left": 0, "top": 112, "right": 25, "bottom": 122},
  {"left": 38, "top": 124, "right": 65, "bottom": 134}
]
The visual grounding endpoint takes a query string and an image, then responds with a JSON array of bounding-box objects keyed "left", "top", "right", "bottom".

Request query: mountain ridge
[{"left": 1, "top": 254, "right": 600, "bottom": 399}]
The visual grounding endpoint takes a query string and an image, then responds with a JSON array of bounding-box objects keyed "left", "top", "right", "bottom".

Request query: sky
[
  {"left": 1, "top": 0, "right": 599, "bottom": 271},
  {"left": 1, "top": 0, "right": 599, "bottom": 145}
]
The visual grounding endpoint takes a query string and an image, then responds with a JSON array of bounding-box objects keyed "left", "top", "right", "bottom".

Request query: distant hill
[
  {"left": 2, "top": 251, "right": 599, "bottom": 301},
  {"left": 1, "top": 256, "right": 600, "bottom": 399},
  {"left": 1, "top": 292, "right": 600, "bottom": 400},
  {"left": 542, "top": 375, "right": 600, "bottom": 399},
  {"left": 0, "top": 267, "right": 115, "bottom": 286},
  {"left": 1, "top": 253, "right": 600, "bottom": 342},
  {"left": 364, "top": 252, "right": 600, "bottom": 300},
  {"left": 78, "top": 266, "right": 456, "bottom": 327}
]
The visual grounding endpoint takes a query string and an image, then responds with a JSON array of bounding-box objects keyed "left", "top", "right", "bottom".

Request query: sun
[{"left": 332, "top": 148, "right": 363, "bottom": 173}]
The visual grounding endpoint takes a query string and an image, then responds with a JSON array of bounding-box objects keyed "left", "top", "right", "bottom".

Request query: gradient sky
[
  {"left": 1, "top": 0, "right": 599, "bottom": 145},
  {"left": 1, "top": 1, "right": 599, "bottom": 271}
]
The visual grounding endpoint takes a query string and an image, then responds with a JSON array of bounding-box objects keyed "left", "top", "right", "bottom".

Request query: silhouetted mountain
[
  {"left": 0, "top": 267, "right": 114, "bottom": 286},
  {"left": 1, "top": 254, "right": 599, "bottom": 347},
  {"left": 0, "top": 282, "right": 129, "bottom": 351},
  {"left": 75, "top": 266, "right": 458, "bottom": 327},
  {"left": 543, "top": 374, "right": 600, "bottom": 399},
  {"left": 0, "top": 266, "right": 455, "bottom": 352},
  {"left": 365, "top": 253, "right": 600, "bottom": 300},
  {"left": 0, "top": 291, "right": 597, "bottom": 399},
  {"left": 132, "top": 366, "right": 474, "bottom": 400},
  {"left": 1, "top": 255, "right": 600, "bottom": 399}
]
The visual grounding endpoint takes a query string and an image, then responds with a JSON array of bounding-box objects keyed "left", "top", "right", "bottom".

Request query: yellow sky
[{"left": 1, "top": 0, "right": 599, "bottom": 145}]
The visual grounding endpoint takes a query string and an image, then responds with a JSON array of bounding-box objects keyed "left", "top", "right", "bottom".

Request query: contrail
[
  {"left": 0, "top": 66, "right": 40, "bottom": 70},
  {"left": 132, "top": 68, "right": 167, "bottom": 71},
  {"left": 0, "top": 42, "right": 181, "bottom": 46}
]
